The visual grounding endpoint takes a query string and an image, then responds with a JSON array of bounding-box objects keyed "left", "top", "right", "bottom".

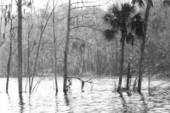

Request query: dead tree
[
  {"left": 63, "top": 0, "right": 110, "bottom": 93},
  {"left": 29, "top": 2, "right": 58, "bottom": 93},
  {"left": 63, "top": 0, "right": 71, "bottom": 93},
  {"left": 17, "top": 0, "right": 23, "bottom": 94},
  {"left": 6, "top": 13, "right": 13, "bottom": 93}
]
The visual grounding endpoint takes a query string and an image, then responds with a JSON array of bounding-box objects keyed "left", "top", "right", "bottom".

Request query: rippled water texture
[{"left": 0, "top": 77, "right": 170, "bottom": 113}]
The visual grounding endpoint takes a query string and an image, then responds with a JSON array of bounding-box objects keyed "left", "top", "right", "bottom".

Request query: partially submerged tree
[
  {"left": 53, "top": 0, "right": 58, "bottom": 94},
  {"left": 63, "top": 0, "right": 71, "bottom": 93},
  {"left": 6, "top": 1, "right": 14, "bottom": 93},
  {"left": 17, "top": 0, "right": 23, "bottom": 94},
  {"left": 103, "top": 2, "right": 144, "bottom": 92},
  {"left": 63, "top": 0, "right": 109, "bottom": 93},
  {"left": 132, "top": 0, "right": 153, "bottom": 93}
]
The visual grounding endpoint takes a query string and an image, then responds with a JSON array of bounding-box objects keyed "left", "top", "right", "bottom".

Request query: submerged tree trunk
[
  {"left": 27, "top": 25, "right": 33, "bottom": 94},
  {"left": 17, "top": 0, "right": 23, "bottom": 94},
  {"left": 138, "top": 0, "right": 152, "bottom": 93},
  {"left": 126, "top": 62, "right": 131, "bottom": 90},
  {"left": 63, "top": 0, "right": 71, "bottom": 93},
  {"left": 53, "top": 0, "right": 58, "bottom": 94},
  {"left": 27, "top": 0, "right": 34, "bottom": 94},
  {"left": 6, "top": 18, "right": 13, "bottom": 93},
  {"left": 30, "top": 24, "right": 43, "bottom": 93},
  {"left": 117, "top": 32, "right": 125, "bottom": 92},
  {"left": 28, "top": 34, "right": 30, "bottom": 94}
]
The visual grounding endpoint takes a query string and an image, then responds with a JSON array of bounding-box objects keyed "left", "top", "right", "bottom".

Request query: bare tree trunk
[
  {"left": 28, "top": 36, "right": 30, "bottom": 93},
  {"left": 53, "top": 0, "right": 58, "bottom": 94},
  {"left": 115, "top": 38, "right": 119, "bottom": 75},
  {"left": 117, "top": 32, "right": 125, "bottom": 92},
  {"left": 30, "top": 25, "right": 43, "bottom": 93},
  {"left": 138, "top": 0, "right": 151, "bottom": 93},
  {"left": 17, "top": 0, "right": 23, "bottom": 94},
  {"left": 148, "top": 74, "right": 151, "bottom": 95},
  {"left": 27, "top": 0, "right": 34, "bottom": 94},
  {"left": 27, "top": 25, "right": 33, "bottom": 94},
  {"left": 29, "top": 4, "right": 55, "bottom": 93},
  {"left": 126, "top": 62, "right": 131, "bottom": 90},
  {"left": 63, "top": 0, "right": 71, "bottom": 93},
  {"left": 6, "top": 16, "right": 13, "bottom": 93}
]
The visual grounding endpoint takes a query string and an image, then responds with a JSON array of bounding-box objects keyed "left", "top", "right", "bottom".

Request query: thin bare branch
[
  {"left": 71, "top": 0, "right": 110, "bottom": 10},
  {"left": 70, "top": 25, "right": 103, "bottom": 32}
]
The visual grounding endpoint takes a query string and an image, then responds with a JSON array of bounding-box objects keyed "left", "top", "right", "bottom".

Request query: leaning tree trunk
[
  {"left": 17, "top": 0, "right": 23, "bottom": 94},
  {"left": 29, "top": 4, "right": 55, "bottom": 93},
  {"left": 63, "top": 0, "right": 71, "bottom": 93},
  {"left": 53, "top": 0, "right": 58, "bottom": 94},
  {"left": 27, "top": 1, "right": 33, "bottom": 94},
  {"left": 138, "top": 0, "right": 152, "bottom": 93},
  {"left": 6, "top": 18, "right": 13, "bottom": 93},
  {"left": 117, "top": 31, "right": 125, "bottom": 92},
  {"left": 27, "top": 25, "right": 33, "bottom": 94}
]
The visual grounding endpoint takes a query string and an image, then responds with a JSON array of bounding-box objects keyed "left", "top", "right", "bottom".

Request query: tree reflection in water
[
  {"left": 139, "top": 93, "right": 148, "bottom": 113},
  {"left": 64, "top": 93, "right": 73, "bottom": 113},
  {"left": 19, "top": 94, "right": 24, "bottom": 113},
  {"left": 119, "top": 92, "right": 127, "bottom": 113},
  {"left": 64, "top": 93, "right": 70, "bottom": 106},
  {"left": 55, "top": 94, "right": 58, "bottom": 113}
]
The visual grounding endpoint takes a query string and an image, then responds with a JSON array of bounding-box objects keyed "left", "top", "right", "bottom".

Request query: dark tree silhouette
[
  {"left": 63, "top": 0, "right": 71, "bottom": 93},
  {"left": 103, "top": 2, "right": 144, "bottom": 92},
  {"left": 132, "top": 0, "right": 153, "bottom": 93},
  {"left": 17, "top": 0, "right": 23, "bottom": 94}
]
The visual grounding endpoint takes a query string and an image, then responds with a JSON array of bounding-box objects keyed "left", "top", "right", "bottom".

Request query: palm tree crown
[
  {"left": 103, "top": 2, "right": 145, "bottom": 45},
  {"left": 103, "top": 2, "right": 145, "bottom": 91}
]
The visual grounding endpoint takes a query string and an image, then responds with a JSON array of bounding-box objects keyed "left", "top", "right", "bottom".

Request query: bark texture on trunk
[
  {"left": 138, "top": 0, "right": 151, "bottom": 93},
  {"left": 126, "top": 63, "right": 131, "bottom": 90},
  {"left": 18, "top": 0, "right": 23, "bottom": 94},
  {"left": 6, "top": 21, "right": 13, "bottom": 93},
  {"left": 63, "top": 0, "right": 71, "bottom": 93},
  {"left": 117, "top": 31, "right": 125, "bottom": 92},
  {"left": 53, "top": 0, "right": 58, "bottom": 94}
]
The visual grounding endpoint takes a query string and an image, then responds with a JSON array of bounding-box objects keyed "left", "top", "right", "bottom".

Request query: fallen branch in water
[
  {"left": 32, "top": 75, "right": 45, "bottom": 92},
  {"left": 67, "top": 76, "right": 104, "bottom": 85},
  {"left": 67, "top": 76, "right": 92, "bottom": 92},
  {"left": 68, "top": 76, "right": 92, "bottom": 82}
]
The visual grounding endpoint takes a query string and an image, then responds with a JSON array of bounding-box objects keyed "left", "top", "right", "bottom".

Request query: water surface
[{"left": 0, "top": 77, "right": 170, "bottom": 113}]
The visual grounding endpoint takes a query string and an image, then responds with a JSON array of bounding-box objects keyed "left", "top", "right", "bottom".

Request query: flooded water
[{"left": 0, "top": 77, "right": 170, "bottom": 113}]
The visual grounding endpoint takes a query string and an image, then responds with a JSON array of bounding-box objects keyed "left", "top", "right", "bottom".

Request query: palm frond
[
  {"left": 103, "top": 13, "right": 113, "bottom": 24},
  {"left": 132, "top": 0, "right": 144, "bottom": 7},
  {"left": 126, "top": 32, "right": 135, "bottom": 46},
  {"left": 135, "top": 21, "right": 145, "bottom": 38},
  {"left": 110, "top": 19, "right": 119, "bottom": 29},
  {"left": 149, "top": 0, "right": 153, "bottom": 7},
  {"left": 121, "top": 3, "right": 135, "bottom": 21},
  {"left": 130, "top": 13, "right": 144, "bottom": 38},
  {"left": 111, "top": 4, "right": 120, "bottom": 17},
  {"left": 132, "top": 13, "right": 142, "bottom": 21},
  {"left": 103, "top": 29, "right": 117, "bottom": 41}
]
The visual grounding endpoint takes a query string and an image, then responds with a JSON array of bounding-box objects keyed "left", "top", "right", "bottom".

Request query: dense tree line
[{"left": 0, "top": 0, "right": 170, "bottom": 93}]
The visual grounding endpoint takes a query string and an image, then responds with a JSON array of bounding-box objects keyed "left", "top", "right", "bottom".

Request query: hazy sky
[
  {"left": 0, "top": 0, "right": 132, "bottom": 13},
  {"left": 0, "top": 0, "right": 109, "bottom": 8}
]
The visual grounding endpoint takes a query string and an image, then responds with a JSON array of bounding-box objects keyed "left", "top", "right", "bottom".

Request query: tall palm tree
[
  {"left": 103, "top": 2, "right": 144, "bottom": 92},
  {"left": 132, "top": 0, "right": 153, "bottom": 93}
]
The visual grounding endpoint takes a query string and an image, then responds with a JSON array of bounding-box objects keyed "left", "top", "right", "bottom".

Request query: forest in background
[{"left": 0, "top": 0, "right": 170, "bottom": 93}]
